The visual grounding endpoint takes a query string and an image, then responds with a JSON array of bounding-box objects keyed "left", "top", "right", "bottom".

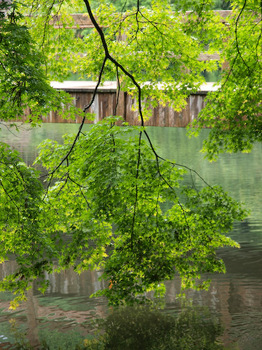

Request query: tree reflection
[
  {"left": 99, "top": 306, "right": 223, "bottom": 350},
  {"left": 3, "top": 304, "right": 226, "bottom": 349}
]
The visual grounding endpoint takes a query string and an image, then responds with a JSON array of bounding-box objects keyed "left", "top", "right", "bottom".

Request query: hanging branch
[
  {"left": 40, "top": 0, "right": 216, "bottom": 223},
  {"left": 234, "top": 0, "right": 251, "bottom": 75},
  {"left": 47, "top": 55, "right": 107, "bottom": 178},
  {"left": 39, "top": 0, "right": 211, "bottom": 190}
]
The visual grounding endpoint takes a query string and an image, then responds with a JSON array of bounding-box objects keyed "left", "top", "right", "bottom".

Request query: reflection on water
[{"left": 0, "top": 123, "right": 262, "bottom": 349}]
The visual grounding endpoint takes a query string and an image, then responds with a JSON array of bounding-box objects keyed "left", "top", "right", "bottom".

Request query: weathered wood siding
[
  {"left": 40, "top": 91, "right": 118, "bottom": 124},
  {"left": 123, "top": 93, "right": 206, "bottom": 127},
  {"left": 22, "top": 81, "right": 216, "bottom": 127}
]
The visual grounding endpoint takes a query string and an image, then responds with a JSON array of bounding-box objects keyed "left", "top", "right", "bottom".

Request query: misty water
[{"left": 0, "top": 123, "right": 262, "bottom": 349}]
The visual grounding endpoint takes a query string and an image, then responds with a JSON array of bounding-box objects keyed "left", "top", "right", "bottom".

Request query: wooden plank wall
[
  {"left": 36, "top": 89, "right": 207, "bottom": 127},
  {"left": 123, "top": 93, "right": 206, "bottom": 127}
]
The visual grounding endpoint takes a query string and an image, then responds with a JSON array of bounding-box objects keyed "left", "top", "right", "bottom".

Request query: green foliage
[
  {"left": 36, "top": 118, "right": 246, "bottom": 303},
  {"left": 14, "top": 0, "right": 223, "bottom": 115},
  {"left": 71, "top": 0, "right": 220, "bottom": 114},
  {"left": 72, "top": 0, "right": 232, "bottom": 12},
  {"left": 190, "top": 0, "right": 262, "bottom": 160},
  {"left": 0, "top": 1, "right": 84, "bottom": 124},
  {"left": 8, "top": 318, "right": 34, "bottom": 350},
  {"left": 0, "top": 0, "right": 257, "bottom": 306},
  {"left": 0, "top": 142, "right": 54, "bottom": 308},
  {"left": 0, "top": 118, "right": 246, "bottom": 306},
  {"left": 90, "top": 0, "right": 152, "bottom": 11},
  {"left": 3, "top": 0, "right": 258, "bottom": 159}
]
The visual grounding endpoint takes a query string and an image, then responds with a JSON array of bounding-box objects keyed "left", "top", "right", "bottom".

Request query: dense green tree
[{"left": 1, "top": 0, "right": 260, "bottom": 306}]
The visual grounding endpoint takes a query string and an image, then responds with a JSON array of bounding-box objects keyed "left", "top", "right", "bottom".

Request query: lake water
[{"left": 0, "top": 123, "right": 262, "bottom": 349}]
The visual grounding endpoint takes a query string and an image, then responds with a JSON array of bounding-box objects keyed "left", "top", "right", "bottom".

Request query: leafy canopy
[{"left": 0, "top": 0, "right": 258, "bottom": 306}]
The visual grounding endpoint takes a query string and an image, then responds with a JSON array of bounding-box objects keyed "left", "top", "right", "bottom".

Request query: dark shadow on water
[
  {"left": 101, "top": 305, "right": 224, "bottom": 350},
  {"left": 3, "top": 305, "right": 229, "bottom": 350}
]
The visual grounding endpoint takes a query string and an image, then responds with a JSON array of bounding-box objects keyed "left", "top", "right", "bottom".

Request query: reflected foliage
[
  {"left": 213, "top": 0, "right": 231, "bottom": 10},
  {"left": 6, "top": 306, "right": 224, "bottom": 350},
  {"left": 101, "top": 306, "right": 223, "bottom": 350},
  {"left": 67, "top": 306, "right": 224, "bottom": 349}
]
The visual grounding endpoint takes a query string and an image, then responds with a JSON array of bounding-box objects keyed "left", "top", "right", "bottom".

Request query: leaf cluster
[
  {"left": 0, "top": 2, "right": 84, "bottom": 124},
  {"left": 0, "top": 142, "right": 54, "bottom": 308},
  {"left": 190, "top": 0, "right": 262, "bottom": 159}
]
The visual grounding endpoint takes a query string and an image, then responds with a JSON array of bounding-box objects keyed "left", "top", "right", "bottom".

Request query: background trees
[
  {"left": 0, "top": 0, "right": 80, "bottom": 124},
  {"left": 1, "top": 0, "right": 260, "bottom": 306}
]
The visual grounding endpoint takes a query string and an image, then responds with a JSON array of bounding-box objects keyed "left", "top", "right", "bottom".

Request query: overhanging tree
[{"left": 1, "top": 0, "right": 259, "bottom": 307}]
